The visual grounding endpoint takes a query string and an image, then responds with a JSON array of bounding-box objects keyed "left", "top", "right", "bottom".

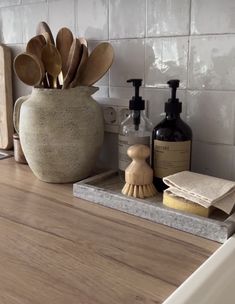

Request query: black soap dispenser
[
  {"left": 152, "top": 79, "right": 192, "bottom": 192},
  {"left": 118, "top": 79, "right": 153, "bottom": 179}
]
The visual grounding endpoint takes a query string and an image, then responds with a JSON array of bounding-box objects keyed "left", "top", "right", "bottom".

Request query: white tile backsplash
[
  {"left": 147, "top": 0, "right": 190, "bottom": 37},
  {"left": 77, "top": 0, "right": 108, "bottom": 40},
  {"left": 48, "top": 0, "right": 75, "bottom": 38},
  {"left": 93, "top": 86, "right": 109, "bottom": 98},
  {"left": 109, "top": 0, "right": 146, "bottom": 39},
  {"left": 22, "top": 2, "right": 48, "bottom": 43},
  {"left": 5, "top": 0, "right": 235, "bottom": 179},
  {"left": 109, "top": 86, "right": 144, "bottom": 100},
  {"left": 110, "top": 39, "right": 145, "bottom": 87},
  {"left": 0, "top": 6, "right": 23, "bottom": 43},
  {"left": 189, "top": 35, "right": 235, "bottom": 90},
  {"left": 22, "top": 0, "right": 46, "bottom": 3},
  {"left": 145, "top": 37, "right": 188, "bottom": 88},
  {"left": 192, "top": 142, "right": 233, "bottom": 180},
  {"left": 191, "top": 0, "right": 235, "bottom": 35},
  {"left": 0, "top": 0, "right": 20, "bottom": 8},
  {"left": 186, "top": 90, "right": 235, "bottom": 145}
]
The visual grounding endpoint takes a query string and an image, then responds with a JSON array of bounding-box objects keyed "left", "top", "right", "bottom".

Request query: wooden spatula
[
  {"left": 62, "top": 38, "right": 82, "bottom": 89},
  {"left": 56, "top": 27, "right": 73, "bottom": 78},
  {"left": 36, "top": 21, "right": 55, "bottom": 45},
  {"left": 41, "top": 44, "right": 62, "bottom": 88},
  {"left": 77, "top": 42, "right": 114, "bottom": 86},
  {"left": 69, "top": 44, "right": 88, "bottom": 88}
]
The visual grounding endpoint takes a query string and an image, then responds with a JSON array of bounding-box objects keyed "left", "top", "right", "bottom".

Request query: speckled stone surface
[{"left": 73, "top": 171, "right": 235, "bottom": 243}]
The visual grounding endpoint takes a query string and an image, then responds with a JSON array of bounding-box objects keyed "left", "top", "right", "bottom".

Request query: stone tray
[{"left": 73, "top": 170, "right": 235, "bottom": 243}]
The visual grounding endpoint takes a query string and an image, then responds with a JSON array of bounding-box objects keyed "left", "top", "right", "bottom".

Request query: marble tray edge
[{"left": 73, "top": 170, "right": 235, "bottom": 243}]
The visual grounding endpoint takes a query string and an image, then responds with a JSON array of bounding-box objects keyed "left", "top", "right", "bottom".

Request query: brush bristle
[{"left": 122, "top": 183, "right": 157, "bottom": 198}]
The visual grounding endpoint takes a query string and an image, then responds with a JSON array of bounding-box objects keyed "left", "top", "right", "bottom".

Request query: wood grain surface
[{"left": 0, "top": 158, "right": 220, "bottom": 304}]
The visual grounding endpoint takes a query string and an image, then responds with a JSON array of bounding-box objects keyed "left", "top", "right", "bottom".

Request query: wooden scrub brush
[{"left": 122, "top": 144, "right": 157, "bottom": 198}]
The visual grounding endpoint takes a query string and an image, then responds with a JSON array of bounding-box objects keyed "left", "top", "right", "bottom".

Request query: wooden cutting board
[{"left": 0, "top": 44, "right": 13, "bottom": 149}]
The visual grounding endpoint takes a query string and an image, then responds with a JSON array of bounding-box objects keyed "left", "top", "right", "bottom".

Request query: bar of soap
[{"left": 163, "top": 192, "right": 212, "bottom": 217}]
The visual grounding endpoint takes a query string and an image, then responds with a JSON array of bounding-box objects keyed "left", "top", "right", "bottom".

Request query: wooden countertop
[{"left": 0, "top": 158, "right": 220, "bottom": 304}]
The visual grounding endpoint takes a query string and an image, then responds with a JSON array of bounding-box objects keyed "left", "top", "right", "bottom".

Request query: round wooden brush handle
[
  {"left": 125, "top": 144, "right": 153, "bottom": 186},
  {"left": 127, "top": 144, "right": 150, "bottom": 161}
]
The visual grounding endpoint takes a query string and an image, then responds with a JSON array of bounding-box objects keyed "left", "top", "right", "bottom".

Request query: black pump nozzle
[
  {"left": 127, "top": 79, "right": 145, "bottom": 130},
  {"left": 127, "top": 79, "right": 142, "bottom": 99},
  {"left": 127, "top": 79, "right": 145, "bottom": 111},
  {"left": 167, "top": 79, "right": 179, "bottom": 101},
  {"left": 165, "top": 79, "right": 182, "bottom": 115}
]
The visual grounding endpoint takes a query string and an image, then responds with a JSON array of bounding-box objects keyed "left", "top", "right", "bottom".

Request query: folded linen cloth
[{"left": 163, "top": 171, "right": 235, "bottom": 214}]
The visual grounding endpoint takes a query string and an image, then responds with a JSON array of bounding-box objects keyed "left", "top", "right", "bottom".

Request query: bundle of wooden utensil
[{"left": 14, "top": 22, "right": 114, "bottom": 89}]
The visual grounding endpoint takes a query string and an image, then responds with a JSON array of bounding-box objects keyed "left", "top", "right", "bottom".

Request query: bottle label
[
  {"left": 153, "top": 140, "right": 191, "bottom": 178},
  {"left": 118, "top": 135, "right": 150, "bottom": 171}
]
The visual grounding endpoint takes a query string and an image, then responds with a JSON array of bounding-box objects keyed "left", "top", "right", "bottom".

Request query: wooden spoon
[
  {"left": 26, "top": 35, "right": 48, "bottom": 87},
  {"left": 26, "top": 35, "right": 46, "bottom": 59},
  {"left": 36, "top": 24, "right": 57, "bottom": 86},
  {"left": 14, "top": 53, "right": 45, "bottom": 86},
  {"left": 41, "top": 32, "right": 51, "bottom": 44},
  {"left": 36, "top": 21, "right": 55, "bottom": 45},
  {"left": 62, "top": 38, "right": 82, "bottom": 89},
  {"left": 69, "top": 44, "right": 88, "bottom": 88},
  {"left": 78, "top": 37, "right": 88, "bottom": 47},
  {"left": 56, "top": 27, "right": 73, "bottom": 78},
  {"left": 77, "top": 42, "right": 114, "bottom": 86},
  {"left": 41, "top": 44, "right": 62, "bottom": 88}
]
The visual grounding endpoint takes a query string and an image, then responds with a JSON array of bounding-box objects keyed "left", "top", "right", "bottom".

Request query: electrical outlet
[
  {"left": 103, "top": 106, "right": 117, "bottom": 124},
  {"left": 102, "top": 105, "right": 119, "bottom": 133},
  {"left": 95, "top": 97, "right": 148, "bottom": 134},
  {"left": 96, "top": 97, "right": 129, "bottom": 133},
  {"left": 101, "top": 104, "right": 130, "bottom": 133}
]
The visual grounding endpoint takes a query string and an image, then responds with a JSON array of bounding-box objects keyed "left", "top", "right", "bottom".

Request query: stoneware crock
[{"left": 13, "top": 86, "right": 104, "bottom": 183}]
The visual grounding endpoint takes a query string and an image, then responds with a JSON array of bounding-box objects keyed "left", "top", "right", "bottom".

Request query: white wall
[{"left": 1, "top": 0, "right": 235, "bottom": 179}]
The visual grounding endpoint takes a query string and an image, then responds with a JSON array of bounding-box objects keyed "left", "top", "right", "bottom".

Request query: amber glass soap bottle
[{"left": 152, "top": 80, "right": 192, "bottom": 192}]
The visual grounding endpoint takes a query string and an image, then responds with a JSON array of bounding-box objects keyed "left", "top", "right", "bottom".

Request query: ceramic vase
[{"left": 13, "top": 86, "right": 104, "bottom": 183}]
